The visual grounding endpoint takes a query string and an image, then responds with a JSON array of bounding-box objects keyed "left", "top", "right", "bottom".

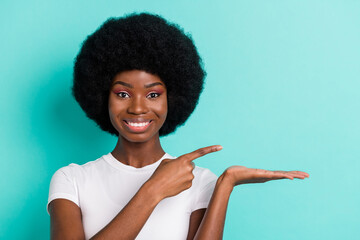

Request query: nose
[{"left": 127, "top": 96, "right": 149, "bottom": 115}]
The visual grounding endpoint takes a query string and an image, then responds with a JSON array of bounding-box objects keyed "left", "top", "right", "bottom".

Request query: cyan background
[{"left": 1, "top": 0, "right": 359, "bottom": 239}]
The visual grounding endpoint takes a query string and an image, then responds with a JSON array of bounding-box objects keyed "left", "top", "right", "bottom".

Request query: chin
[{"left": 119, "top": 131, "right": 160, "bottom": 143}]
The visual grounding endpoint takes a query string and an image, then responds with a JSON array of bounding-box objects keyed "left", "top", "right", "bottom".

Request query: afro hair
[{"left": 72, "top": 12, "right": 206, "bottom": 136}]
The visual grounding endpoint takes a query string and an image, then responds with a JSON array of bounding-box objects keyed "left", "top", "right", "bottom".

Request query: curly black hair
[{"left": 72, "top": 12, "right": 206, "bottom": 136}]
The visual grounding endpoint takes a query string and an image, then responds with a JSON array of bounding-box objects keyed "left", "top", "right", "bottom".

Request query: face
[{"left": 108, "top": 70, "right": 168, "bottom": 143}]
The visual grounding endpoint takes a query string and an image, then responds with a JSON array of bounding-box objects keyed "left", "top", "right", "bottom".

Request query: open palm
[{"left": 225, "top": 166, "right": 309, "bottom": 186}]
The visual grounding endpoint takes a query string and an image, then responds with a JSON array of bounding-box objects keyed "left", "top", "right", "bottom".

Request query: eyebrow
[
  {"left": 144, "top": 82, "right": 164, "bottom": 88},
  {"left": 112, "top": 81, "right": 164, "bottom": 88}
]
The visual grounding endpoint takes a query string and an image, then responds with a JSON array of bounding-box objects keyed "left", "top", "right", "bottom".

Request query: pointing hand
[{"left": 147, "top": 145, "right": 223, "bottom": 200}]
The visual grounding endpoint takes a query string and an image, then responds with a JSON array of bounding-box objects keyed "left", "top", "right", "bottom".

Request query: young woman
[{"left": 47, "top": 13, "right": 309, "bottom": 240}]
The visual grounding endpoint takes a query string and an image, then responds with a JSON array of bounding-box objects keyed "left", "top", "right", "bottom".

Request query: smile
[{"left": 123, "top": 120, "right": 152, "bottom": 132}]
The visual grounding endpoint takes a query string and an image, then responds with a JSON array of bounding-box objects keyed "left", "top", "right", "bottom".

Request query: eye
[
  {"left": 116, "top": 91, "right": 130, "bottom": 99},
  {"left": 147, "top": 92, "right": 160, "bottom": 99}
]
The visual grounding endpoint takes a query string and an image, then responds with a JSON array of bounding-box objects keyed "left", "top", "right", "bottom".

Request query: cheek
[
  {"left": 108, "top": 96, "right": 124, "bottom": 123},
  {"left": 150, "top": 99, "right": 167, "bottom": 123},
  {"left": 157, "top": 99, "right": 168, "bottom": 119},
  {"left": 108, "top": 105, "right": 118, "bottom": 128},
  {"left": 108, "top": 99, "right": 116, "bottom": 118}
]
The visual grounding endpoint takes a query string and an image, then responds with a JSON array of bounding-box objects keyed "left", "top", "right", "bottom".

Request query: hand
[
  {"left": 147, "top": 145, "right": 223, "bottom": 200},
  {"left": 222, "top": 166, "right": 309, "bottom": 188}
]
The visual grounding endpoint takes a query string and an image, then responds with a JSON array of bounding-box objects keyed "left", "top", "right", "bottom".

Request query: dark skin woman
[
  {"left": 48, "top": 13, "right": 309, "bottom": 240},
  {"left": 49, "top": 70, "right": 308, "bottom": 239}
]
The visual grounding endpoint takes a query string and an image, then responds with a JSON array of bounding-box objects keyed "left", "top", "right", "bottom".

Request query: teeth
[{"left": 127, "top": 122, "right": 150, "bottom": 127}]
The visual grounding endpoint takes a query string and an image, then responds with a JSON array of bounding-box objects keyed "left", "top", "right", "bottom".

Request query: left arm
[
  {"left": 192, "top": 172, "right": 232, "bottom": 240},
  {"left": 186, "top": 176, "right": 232, "bottom": 240},
  {"left": 193, "top": 167, "right": 309, "bottom": 240},
  {"left": 187, "top": 209, "right": 206, "bottom": 240}
]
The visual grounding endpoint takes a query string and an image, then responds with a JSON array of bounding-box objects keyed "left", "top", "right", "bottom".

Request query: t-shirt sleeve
[
  {"left": 47, "top": 165, "right": 79, "bottom": 215},
  {"left": 191, "top": 168, "right": 218, "bottom": 212}
]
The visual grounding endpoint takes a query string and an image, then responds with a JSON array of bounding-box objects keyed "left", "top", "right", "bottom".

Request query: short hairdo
[{"left": 72, "top": 12, "right": 206, "bottom": 136}]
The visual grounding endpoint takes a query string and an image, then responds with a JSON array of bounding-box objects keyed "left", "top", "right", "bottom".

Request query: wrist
[
  {"left": 216, "top": 172, "right": 234, "bottom": 194},
  {"left": 141, "top": 180, "right": 163, "bottom": 206}
]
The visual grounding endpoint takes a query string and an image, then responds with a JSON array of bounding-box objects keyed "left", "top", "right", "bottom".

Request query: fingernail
[{"left": 216, "top": 145, "right": 223, "bottom": 151}]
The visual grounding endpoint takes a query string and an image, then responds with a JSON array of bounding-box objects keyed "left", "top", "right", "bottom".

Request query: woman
[{"left": 47, "top": 13, "right": 309, "bottom": 240}]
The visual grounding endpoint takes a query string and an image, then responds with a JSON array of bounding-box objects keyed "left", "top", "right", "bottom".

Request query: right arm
[
  {"left": 91, "top": 179, "right": 161, "bottom": 239},
  {"left": 49, "top": 180, "right": 161, "bottom": 240}
]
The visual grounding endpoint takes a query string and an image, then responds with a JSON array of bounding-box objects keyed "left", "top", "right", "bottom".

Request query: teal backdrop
[{"left": 1, "top": 0, "right": 359, "bottom": 239}]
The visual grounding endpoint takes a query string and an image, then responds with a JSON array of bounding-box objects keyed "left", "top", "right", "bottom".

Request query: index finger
[{"left": 179, "top": 145, "right": 223, "bottom": 162}]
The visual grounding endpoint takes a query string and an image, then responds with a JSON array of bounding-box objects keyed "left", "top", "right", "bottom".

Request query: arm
[
  {"left": 194, "top": 167, "right": 309, "bottom": 240},
  {"left": 193, "top": 173, "right": 232, "bottom": 240},
  {"left": 49, "top": 180, "right": 162, "bottom": 240},
  {"left": 49, "top": 199, "right": 85, "bottom": 240},
  {"left": 90, "top": 181, "right": 161, "bottom": 239},
  {"left": 187, "top": 209, "right": 206, "bottom": 240}
]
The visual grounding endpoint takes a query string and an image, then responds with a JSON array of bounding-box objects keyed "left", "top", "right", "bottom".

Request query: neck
[{"left": 111, "top": 134, "right": 166, "bottom": 168}]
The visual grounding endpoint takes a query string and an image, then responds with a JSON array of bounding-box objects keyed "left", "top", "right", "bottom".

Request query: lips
[{"left": 123, "top": 119, "right": 152, "bottom": 132}]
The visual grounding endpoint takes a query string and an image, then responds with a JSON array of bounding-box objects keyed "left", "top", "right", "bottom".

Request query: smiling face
[{"left": 108, "top": 70, "right": 168, "bottom": 143}]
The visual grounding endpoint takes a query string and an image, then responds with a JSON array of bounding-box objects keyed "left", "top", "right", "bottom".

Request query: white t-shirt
[{"left": 47, "top": 152, "right": 218, "bottom": 240}]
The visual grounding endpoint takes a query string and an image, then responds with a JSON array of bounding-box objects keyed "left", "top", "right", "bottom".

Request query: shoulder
[
  {"left": 193, "top": 166, "right": 217, "bottom": 179},
  {"left": 192, "top": 166, "right": 218, "bottom": 187},
  {"left": 51, "top": 155, "right": 107, "bottom": 180},
  {"left": 188, "top": 166, "right": 218, "bottom": 211}
]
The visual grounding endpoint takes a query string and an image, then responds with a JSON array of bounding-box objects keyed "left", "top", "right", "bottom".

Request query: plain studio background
[{"left": 1, "top": 0, "right": 359, "bottom": 239}]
